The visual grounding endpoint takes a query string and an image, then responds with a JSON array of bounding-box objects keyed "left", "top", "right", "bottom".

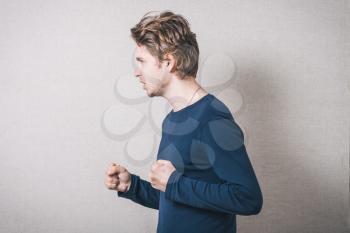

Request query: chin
[
  {"left": 145, "top": 89, "right": 155, "bottom": 97},
  {"left": 148, "top": 92, "right": 157, "bottom": 97},
  {"left": 146, "top": 88, "right": 161, "bottom": 97}
]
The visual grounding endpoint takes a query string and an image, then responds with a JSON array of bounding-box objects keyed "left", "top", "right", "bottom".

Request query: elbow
[
  {"left": 233, "top": 190, "right": 263, "bottom": 216},
  {"left": 249, "top": 195, "right": 263, "bottom": 215},
  {"left": 246, "top": 192, "right": 263, "bottom": 215}
]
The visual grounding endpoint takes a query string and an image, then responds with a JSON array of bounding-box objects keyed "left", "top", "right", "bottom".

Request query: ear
[{"left": 163, "top": 53, "right": 176, "bottom": 73}]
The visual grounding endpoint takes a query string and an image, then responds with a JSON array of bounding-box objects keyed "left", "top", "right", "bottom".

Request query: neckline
[{"left": 170, "top": 93, "right": 212, "bottom": 115}]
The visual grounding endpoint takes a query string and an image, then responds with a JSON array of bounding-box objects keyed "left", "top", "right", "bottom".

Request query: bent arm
[
  {"left": 165, "top": 118, "right": 263, "bottom": 215},
  {"left": 118, "top": 174, "right": 160, "bottom": 210}
]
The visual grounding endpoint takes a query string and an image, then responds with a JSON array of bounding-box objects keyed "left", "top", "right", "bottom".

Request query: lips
[{"left": 140, "top": 81, "right": 146, "bottom": 89}]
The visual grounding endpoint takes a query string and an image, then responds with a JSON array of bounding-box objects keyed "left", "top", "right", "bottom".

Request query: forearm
[
  {"left": 165, "top": 170, "right": 263, "bottom": 215},
  {"left": 118, "top": 173, "right": 160, "bottom": 210}
]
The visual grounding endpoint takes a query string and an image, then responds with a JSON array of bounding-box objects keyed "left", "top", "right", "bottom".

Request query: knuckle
[{"left": 107, "top": 169, "right": 113, "bottom": 176}]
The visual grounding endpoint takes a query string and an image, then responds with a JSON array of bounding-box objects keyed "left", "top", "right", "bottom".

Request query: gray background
[{"left": 0, "top": 0, "right": 349, "bottom": 232}]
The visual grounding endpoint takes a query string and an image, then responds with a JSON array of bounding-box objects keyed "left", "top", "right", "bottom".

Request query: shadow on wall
[{"left": 235, "top": 53, "right": 349, "bottom": 232}]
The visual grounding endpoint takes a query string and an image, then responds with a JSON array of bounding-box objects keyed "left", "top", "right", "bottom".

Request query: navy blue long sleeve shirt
[{"left": 118, "top": 93, "right": 263, "bottom": 233}]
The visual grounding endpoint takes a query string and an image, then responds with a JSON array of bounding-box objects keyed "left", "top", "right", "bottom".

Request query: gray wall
[{"left": 0, "top": 0, "right": 349, "bottom": 232}]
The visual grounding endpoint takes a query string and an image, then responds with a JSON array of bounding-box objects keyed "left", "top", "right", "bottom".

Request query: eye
[{"left": 136, "top": 58, "right": 145, "bottom": 63}]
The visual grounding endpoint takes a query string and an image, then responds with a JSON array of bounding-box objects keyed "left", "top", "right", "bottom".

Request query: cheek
[
  {"left": 139, "top": 64, "right": 150, "bottom": 76},
  {"left": 144, "top": 67, "right": 162, "bottom": 84}
]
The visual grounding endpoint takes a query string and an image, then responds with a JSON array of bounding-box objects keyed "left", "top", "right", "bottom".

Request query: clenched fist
[
  {"left": 149, "top": 160, "right": 176, "bottom": 192},
  {"left": 105, "top": 163, "right": 131, "bottom": 192}
]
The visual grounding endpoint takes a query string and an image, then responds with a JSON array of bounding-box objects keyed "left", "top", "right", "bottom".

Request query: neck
[{"left": 162, "top": 75, "right": 208, "bottom": 112}]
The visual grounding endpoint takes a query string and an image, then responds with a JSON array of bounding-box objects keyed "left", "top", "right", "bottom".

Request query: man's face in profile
[{"left": 133, "top": 44, "right": 171, "bottom": 97}]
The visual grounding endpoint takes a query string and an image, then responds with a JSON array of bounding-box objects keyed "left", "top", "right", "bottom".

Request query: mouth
[{"left": 140, "top": 82, "right": 146, "bottom": 89}]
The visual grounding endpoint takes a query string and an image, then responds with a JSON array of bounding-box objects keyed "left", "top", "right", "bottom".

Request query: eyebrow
[{"left": 136, "top": 57, "right": 144, "bottom": 62}]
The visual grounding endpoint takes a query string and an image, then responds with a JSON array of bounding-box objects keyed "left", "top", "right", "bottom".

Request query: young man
[{"left": 105, "top": 11, "right": 263, "bottom": 233}]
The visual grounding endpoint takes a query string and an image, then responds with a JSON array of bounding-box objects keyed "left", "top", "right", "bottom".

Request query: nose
[{"left": 134, "top": 67, "right": 142, "bottom": 80}]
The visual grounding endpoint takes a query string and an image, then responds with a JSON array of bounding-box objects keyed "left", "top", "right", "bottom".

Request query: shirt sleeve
[
  {"left": 118, "top": 173, "right": 160, "bottom": 210},
  {"left": 164, "top": 117, "right": 263, "bottom": 215}
]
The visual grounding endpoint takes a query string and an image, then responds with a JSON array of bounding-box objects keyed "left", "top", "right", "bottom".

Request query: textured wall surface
[{"left": 0, "top": 0, "right": 349, "bottom": 232}]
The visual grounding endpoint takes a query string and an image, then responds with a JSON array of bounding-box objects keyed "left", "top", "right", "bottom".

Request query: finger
[
  {"left": 105, "top": 179, "right": 119, "bottom": 189},
  {"left": 151, "top": 163, "right": 157, "bottom": 171},
  {"left": 107, "top": 165, "right": 123, "bottom": 176},
  {"left": 156, "top": 160, "right": 169, "bottom": 165},
  {"left": 107, "top": 176, "right": 119, "bottom": 184},
  {"left": 106, "top": 168, "right": 116, "bottom": 176},
  {"left": 105, "top": 181, "right": 114, "bottom": 189},
  {"left": 110, "top": 182, "right": 118, "bottom": 189},
  {"left": 106, "top": 163, "right": 116, "bottom": 175},
  {"left": 149, "top": 171, "right": 155, "bottom": 182}
]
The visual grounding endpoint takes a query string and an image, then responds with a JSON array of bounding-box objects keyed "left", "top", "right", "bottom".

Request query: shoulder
[
  {"left": 201, "top": 94, "right": 235, "bottom": 123},
  {"left": 199, "top": 95, "right": 244, "bottom": 151}
]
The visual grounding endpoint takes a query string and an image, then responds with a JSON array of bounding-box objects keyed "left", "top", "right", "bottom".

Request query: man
[{"left": 105, "top": 11, "right": 263, "bottom": 233}]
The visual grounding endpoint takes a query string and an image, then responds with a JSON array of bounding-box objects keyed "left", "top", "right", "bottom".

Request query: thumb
[{"left": 156, "top": 159, "right": 169, "bottom": 165}]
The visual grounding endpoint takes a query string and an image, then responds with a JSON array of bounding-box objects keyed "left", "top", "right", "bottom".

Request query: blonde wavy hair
[{"left": 131, "top": 11, "right": 199, "bottom": 79}]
